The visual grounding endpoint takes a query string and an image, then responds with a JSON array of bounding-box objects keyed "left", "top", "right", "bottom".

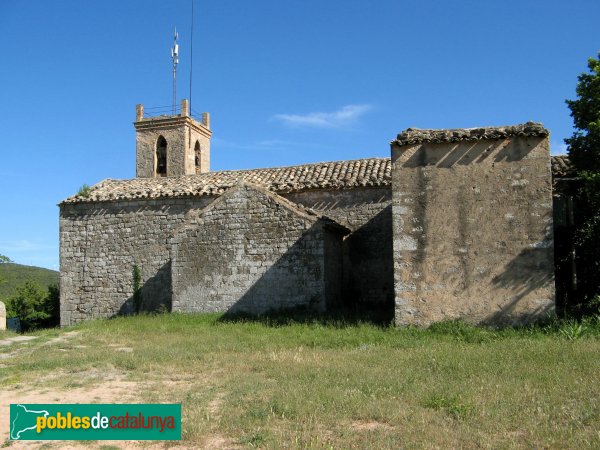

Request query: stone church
[{"left": 59, "top": 99, "right": 557, "bottom": 327}]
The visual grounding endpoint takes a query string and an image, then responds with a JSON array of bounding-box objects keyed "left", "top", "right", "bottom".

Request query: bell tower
[{"left": 134, "top": 99, "right": 211, "bottom": 178}]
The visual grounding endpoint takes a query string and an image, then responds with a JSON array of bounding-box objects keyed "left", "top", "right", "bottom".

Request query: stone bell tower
[{"left": 134, "top": 99, "right": 211, "bottom": 178}]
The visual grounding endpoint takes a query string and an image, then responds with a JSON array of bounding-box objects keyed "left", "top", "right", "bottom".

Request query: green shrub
[
  {"left": 132, "top": 264, "right": 142, "bottom": 313},
  {"left": 6, "top": 281, "right": 60, "bottom": 331},
  {"left": 45, "top": 284, "right": 60, "bottom": 327},
  {"left": 77, "top": 184, "right": 92, "bottom": 198}
]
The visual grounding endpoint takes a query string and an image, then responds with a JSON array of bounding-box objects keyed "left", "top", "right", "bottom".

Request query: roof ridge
[{"left": 200, "top": 156, "right": 390, "bottom": 176}]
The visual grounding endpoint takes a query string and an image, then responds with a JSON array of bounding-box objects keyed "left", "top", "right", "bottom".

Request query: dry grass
[{"left": 1, "top": 313, "right": 600, "bottom": 449}]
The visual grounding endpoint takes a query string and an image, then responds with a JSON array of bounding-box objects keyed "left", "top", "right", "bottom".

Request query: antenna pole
[
  {"left": 189, "top": 0, "right": 195, "bottom": 114},
  {"left": 171, "top": 28, "right": 179, "bottom": 114}
]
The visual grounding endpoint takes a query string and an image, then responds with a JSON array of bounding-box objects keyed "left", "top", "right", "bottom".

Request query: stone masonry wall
[
  {"left": 171, "top": 184, "right": 341, "bottom": 314},
  {"left": 324, "top": 228, "right": 344, "bottom": 310},
  {"left": 59, "top": 197, "right": 213, "bottom": 326},
  {"left": 60, "top": 185, "right": 377, "bottom": 326},
  {"left": 284, "top": 188, "right": 393, "bottom": 308},
  {"left": 191, "top": 129, "right": 211, "bottom": 174},
  {"left": 136, "top": 119, "right": 211, "bottom": 178},
  {"left": 391, "top": 135, "right": 555, "bottom": 326},
  {"left": 136, "top": 124, "right": 187, "bottom": 178}
]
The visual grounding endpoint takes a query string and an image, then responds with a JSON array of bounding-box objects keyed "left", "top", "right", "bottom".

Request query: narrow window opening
[
  {"left": 194, "top": 140, "right": 201, "bottom": 173},
  {"left": 156, "top": 136, "right": 167, "bottom": 177}
]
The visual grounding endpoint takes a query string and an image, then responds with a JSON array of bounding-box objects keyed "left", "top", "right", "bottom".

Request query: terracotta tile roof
[
  {"left": 62, "top": 157, "right": 392, "bottom": 204},
  {"left": 551, "top": 155, "right": 575, "bottom": 179},
  {"left": 61, "top": 154, "right": 572, "bottom": 205},
  {"left": 392, "top": 122, "right": 549, "bottom": 146}
]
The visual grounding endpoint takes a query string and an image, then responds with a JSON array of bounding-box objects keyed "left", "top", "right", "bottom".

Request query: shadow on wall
[
  {"left": 343, "top": 205, "right": 394, "bottom": 323},
  {"left": 399, "top": 139, "right": 536, "bottom": 169},
  {"left": 118, "top": 260, "right": 172, "bottom": 315},
  {"left": 174, "top": 216, "right": 392, "bottom": 326},
  {"left": 216, "top": 215, "right": 394, "bottom": 327},
  {"left": 218, "top": 223, "right": 330, "bottom": 317},
  {"left": 111, "top": 210, "right": 394, "bottom": 325},
  {"left": 484, "top": 247, "right": 555, "bottom": 325}
]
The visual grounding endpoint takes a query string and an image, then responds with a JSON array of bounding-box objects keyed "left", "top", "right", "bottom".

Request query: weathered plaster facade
[
  {"left": 59, "top": 110, "right": 556, "bottom": 327},
  {"left": 391, "top": 123, "right": 555, "bottom": 326}
]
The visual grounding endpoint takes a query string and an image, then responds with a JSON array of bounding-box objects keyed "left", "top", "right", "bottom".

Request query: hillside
[{"left": 0, "top": 263, "right": 59, "bottom": 301}]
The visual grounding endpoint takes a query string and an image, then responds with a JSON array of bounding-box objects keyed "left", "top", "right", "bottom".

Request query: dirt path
[
  {"left": 0, "top": 331, "right": 178, "bottom": 449},
  {"left": 0, "top": 376, "right": 212, "bottom": 449},
  {"left": 0, "top": 331, "right": 81, "bottom": 362},
  {"left": 0, "top": 332, "right": 239, "bottom": 449}
]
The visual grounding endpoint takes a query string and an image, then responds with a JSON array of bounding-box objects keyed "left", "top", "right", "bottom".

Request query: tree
[
  {"left": 565, "top": 52, "right": 600, "bottom": 172},
  {"left": 6, "top": 281, "right": 57, "bottom": 331},
  {"left": 0, "top": 254, "right": 8, "bottom": 290},
  {"left": 565, "top": 51, "right": 600, "bottom": 314},
  {"left": 46, "top": 284, "right": 61, "bottom": 327}
]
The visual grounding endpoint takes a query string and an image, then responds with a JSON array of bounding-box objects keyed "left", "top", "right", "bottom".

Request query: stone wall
[
  {"left": 60, "top": 186, "right": 376, "bottom": 326},
  {"left": 59, "top": 197, "right": 213, "bottom": 326},
  {"left": 171, "top": 183, "right": 347, "bottom": 314},
  {"left": 324, "top": 229, "right": 344, "bottom": 310},
  {"left": 284, "top": 188, "right": 393, "bottom": 309},
  {"left": 136, "top": 122, "right": 186, "bottom": 178},
  {"left": 391, "top": 131, "right": 555, "bottom": 326}
]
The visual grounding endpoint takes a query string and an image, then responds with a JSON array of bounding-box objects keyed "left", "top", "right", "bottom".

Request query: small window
[
  {"left": 156, "top": 136, "right": 167, "bottom": 176},
  {"left": 194, "top": 140, "right": 201, "bottom": 172}
]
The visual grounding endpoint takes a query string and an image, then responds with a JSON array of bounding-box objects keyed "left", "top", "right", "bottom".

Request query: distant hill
[{"left": 0, "top": 263, "right": 59, "bottom": 301}]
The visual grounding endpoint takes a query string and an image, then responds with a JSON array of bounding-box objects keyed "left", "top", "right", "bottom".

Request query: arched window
[
  {"left": 156, "top": 136, "right": 167, "bottom": 177},
  {"left": 194, "top": 140, "right": 201, "bottom": 173}
]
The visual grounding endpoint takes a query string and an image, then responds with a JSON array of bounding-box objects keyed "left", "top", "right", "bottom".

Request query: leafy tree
[
  {"left": 6, "top": 281, "right": 59, "bottom": 331},
  {"left": 565, "top": 53, "right": 600, "bottom": 172},
  {"left": 0, "top": 254, "right": 12, "bottom": 287},
  {"left": 565, "top": 51, "right": 600, "bottom": 314},
  {"left": 45, "top": 284, "right": 61, "bottom": 327}
]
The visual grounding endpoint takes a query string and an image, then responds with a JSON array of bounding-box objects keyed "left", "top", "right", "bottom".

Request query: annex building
[{"left": 59, "top": 100, "right": 558, "bottom": 327}]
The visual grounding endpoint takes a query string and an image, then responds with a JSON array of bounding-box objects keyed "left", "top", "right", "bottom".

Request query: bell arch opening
[
  {"left": 156, "top": 136, "right": 167, "bottom": 177},
  {"left": 194, "top": 140, "right": 201, "bottom": 173}
]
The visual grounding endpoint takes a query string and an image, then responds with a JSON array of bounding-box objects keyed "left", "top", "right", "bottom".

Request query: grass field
[{"left": 1, "top": 313, "right": 600, "bottom": 449}]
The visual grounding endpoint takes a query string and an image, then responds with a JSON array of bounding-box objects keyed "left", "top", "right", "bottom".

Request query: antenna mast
[
  {"left": 171, "top": 28, "right": 179, "bottom": 114},
  {"left": 189, "top": 0, "right": 195, "bottom": 114}
]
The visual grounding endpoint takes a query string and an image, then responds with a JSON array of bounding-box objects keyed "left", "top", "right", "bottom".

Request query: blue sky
[{"left": 0, "top": 0, "right": 598, "bottom": 270}]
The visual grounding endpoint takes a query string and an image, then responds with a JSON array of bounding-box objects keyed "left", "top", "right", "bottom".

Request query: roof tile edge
[{"left": 391, "top": 122, "right": 549, "bottom": 147}]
